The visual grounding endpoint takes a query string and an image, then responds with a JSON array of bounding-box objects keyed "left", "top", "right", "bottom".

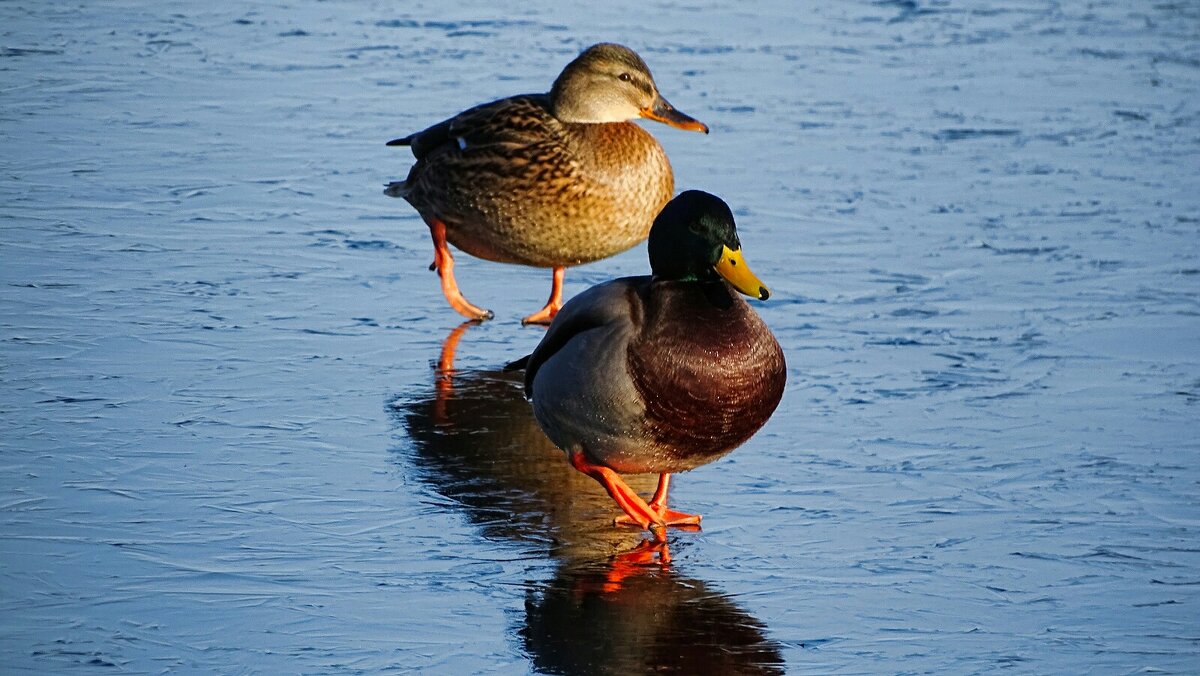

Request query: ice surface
[{"left": 1, "top": 1, "right": 1198, "bottom": 672}]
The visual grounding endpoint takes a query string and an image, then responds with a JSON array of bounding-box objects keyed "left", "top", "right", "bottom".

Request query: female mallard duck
[
  {"left": 516, "top": 191, "right": 786, "bottom": 538},
  {"left": 385, "top": 43, "right": 708, "bottom": 325}
]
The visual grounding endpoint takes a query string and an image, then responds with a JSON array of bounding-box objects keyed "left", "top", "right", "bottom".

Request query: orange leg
[
  {"left": 615, "top": 473, "right": 702, "bottom": 528},
  {"left": 520, "top": 266, "right": 565, "bottom": 326},
  {"left": 428, "top": 218, "right": 493, "bottom": 321},
  {"left": 568, "top": 449, "right": 667, "bottom": 542}
]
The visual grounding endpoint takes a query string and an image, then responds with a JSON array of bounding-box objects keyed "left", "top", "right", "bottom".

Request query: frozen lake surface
[{"left": 2, "top": 1, "right": 1198, "bottom": 672}]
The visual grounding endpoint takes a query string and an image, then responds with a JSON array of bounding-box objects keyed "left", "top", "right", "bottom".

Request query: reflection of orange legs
[
  {"left": 428, "top": 218, "right": 493, "bottom": 321},
  {"left": 602, "top": 540, "right": 671, "bottom": 591},
  {"left": 433, "top": 320, "right": 478, "bottom": 425},
  {"left": 614, "top": 538, "right": 671, "bottom": 566},
  {"left": 615, "top": 473, "right": 702, "bottom": 528},
  {"left": 521, "top": 266, "right": 565, "bottom": 326},
  {"left": 568, "top": 449, "right": 667, "bottom": 542},
  {"left": 436, "top": 320, "right": 476, "bottom": 375}
]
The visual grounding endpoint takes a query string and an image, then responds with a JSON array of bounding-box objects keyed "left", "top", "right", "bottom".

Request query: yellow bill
[{"left": 714, "top": 245, "right": 769, "bottom": 300}]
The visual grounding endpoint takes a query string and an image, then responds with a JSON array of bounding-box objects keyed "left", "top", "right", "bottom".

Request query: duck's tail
[
  {"left": 383, "top": 180, "right": 410, "bottom": 198},
  {"left": 384, "top": 135, "right": 417, "bottom": 198},
  {"left": 503, "top": 354, "right": 530, "bottom": 372}
]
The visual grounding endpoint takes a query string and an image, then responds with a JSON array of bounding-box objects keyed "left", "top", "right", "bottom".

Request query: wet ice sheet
[{"left": 2, "top": 0, "right": 1199, "bottom": 672}]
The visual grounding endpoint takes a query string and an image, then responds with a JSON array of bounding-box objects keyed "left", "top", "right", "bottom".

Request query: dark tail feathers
[
  {"left": 383, "top": 181, "right": 409, "bottom": 198},
  {"left": 503, "top": 354, "right": 531, "bottom": 372}
]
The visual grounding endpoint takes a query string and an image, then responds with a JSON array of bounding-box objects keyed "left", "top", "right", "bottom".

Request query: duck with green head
[
  {"left": 386, "top": 43, "right": 708, "bottom": 325},
  {"left": 515, "top": 191, "right": 786, "bottom": 538}
]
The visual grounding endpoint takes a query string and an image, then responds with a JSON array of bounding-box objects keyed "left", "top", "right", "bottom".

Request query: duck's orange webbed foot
[
  {"left": 615, "top": 509, "right": 701, "bottom": 528},
  {"left": 614, "top": 473, "right": 702, "bottom": 529},
  {"left": 568, "top": 449, "right": 669, "bottom": 542},
  {"left": 521, "top": 266, "right": 565, "bottom": 326},
  {"left": 427, "top": 218, "right": 494, "bottom": 321}
]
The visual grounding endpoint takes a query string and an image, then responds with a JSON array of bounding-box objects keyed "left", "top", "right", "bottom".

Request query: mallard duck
[
  {"left": 385, "top": 43, "right": 708, "bottom": 325},
  {"left": 515, "top": 190, "right": 786, "bottom": 538}
]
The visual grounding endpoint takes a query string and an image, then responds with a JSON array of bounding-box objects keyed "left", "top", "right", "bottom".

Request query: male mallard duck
[
  {"left": 516, "top": 191, "right": 786, "bottom": 538},
  {"left": 385, "top": 43, "right": 708, "bottom": 325}
]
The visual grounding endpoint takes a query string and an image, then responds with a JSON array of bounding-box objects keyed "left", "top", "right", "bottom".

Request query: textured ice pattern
[{"left": 2, "top": 1, "right": 1198, "bottom": 672}]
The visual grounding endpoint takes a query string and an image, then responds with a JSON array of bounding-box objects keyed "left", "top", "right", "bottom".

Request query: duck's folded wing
[
  {"left": 522, "top": 277, "right": 646, "bottom": 399},
  {"left": 390, "top": 94, "right": 558, "bottom": 159}
]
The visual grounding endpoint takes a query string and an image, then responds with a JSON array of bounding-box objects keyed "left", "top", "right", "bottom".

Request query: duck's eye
[{"left": 618, "top": 72, "right": 632, "bottom": 82}]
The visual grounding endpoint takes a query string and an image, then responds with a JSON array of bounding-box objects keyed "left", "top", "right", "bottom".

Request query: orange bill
[
  {"left": 714, "top": 245, "right": 769, "bottom": 300},
  {"left": 640, "top": 95, "right": 709, "bottom": 133}
]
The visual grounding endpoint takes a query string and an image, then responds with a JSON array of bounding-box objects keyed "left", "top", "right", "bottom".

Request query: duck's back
[{"left": 395, "top": 96, "right": 673, "bottom": 268}]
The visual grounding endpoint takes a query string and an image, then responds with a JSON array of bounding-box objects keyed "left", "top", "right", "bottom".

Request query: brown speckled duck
[
  {"left": 515, "top": 191, "right": 786, "bottom": 539},
  {"left": 385, "top": 43, "right": 708, "bottom": 325}
]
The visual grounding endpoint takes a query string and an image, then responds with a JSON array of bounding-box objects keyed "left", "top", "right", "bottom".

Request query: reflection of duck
[
  {"left": 390, "top": 331, "right": 787, "bottom": 673},
  {"left": 394, "top": 340, "right": 653, "bottom": 556},
  {"left": 515, "top": 191, "right": 786, "bottom": 540},
  {"left": 385, "top": 43, "right": 708, "bottom": 325},
  {"left": 523, "top": 550, "right": 785, "bottom": 676}
]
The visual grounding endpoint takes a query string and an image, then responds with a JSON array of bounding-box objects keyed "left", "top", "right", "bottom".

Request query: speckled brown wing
[
  {"left": 400, "top": 95, "right": 580, "bottom": 201},
  {"left": 394, "top": 95, "right": 596, "bottom": 265},
  {"left": 394, "top": 94, "right": 557, "bottom": 159}
]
